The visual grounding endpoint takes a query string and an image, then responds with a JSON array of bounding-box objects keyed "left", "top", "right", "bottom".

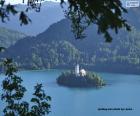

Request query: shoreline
[{"left": 16, "top": 68, "right": 140, "bottom": 76}]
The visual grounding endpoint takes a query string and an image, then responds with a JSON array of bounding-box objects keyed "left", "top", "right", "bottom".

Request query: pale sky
[{"left": 5, "top": 0, "right": 62, "bottom": 4}]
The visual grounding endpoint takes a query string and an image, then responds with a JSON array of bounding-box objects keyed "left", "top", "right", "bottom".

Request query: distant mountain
[
  {"left": 1, "top": 7, "right": 140, "bottom": 74},
  {"left": 0, "top": 27, "right": 26, "bottom": 48},
  {"left": 1, "top": 1, "right": 139, "bottom": 36},
  {"left": 125, "top": 7, "right": 140, "bottom": 29},
  {"left": 0, "top": 1, "right": 64, "bottom": 36}
]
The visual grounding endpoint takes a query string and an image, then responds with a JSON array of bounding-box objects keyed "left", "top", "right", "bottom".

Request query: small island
[{"left": 57, "top": 64, "right": 105, "bottom": 88}]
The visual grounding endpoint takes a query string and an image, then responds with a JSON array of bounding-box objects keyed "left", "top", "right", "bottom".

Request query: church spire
[{"left": 75, "top": 64, "right": 79, "bottom": 76}]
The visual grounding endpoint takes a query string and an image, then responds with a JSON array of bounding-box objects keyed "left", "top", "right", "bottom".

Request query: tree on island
[
  {"left": 57, "top": 66, "right": 105, "bottom": 87},
  {"left": 0, "top": 0, "right": 131, "bottom": 115}
]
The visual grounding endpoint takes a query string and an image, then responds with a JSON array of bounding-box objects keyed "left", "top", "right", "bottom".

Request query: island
[{"left": 57, "top": 64, "right": 105, "bottom": 88}]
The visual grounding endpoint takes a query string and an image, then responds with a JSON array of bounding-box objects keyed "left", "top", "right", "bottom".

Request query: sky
[
  {"left": 5, "top": 0, "right": 62, "bottom": 4},
  {"left": 5, "top": 0, "right": 140, "bottom": 8},
  {"left": 5, "top": 0, "right": 140, "bottom": 5}
]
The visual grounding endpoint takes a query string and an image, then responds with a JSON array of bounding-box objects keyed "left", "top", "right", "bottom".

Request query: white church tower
[{"left": 75, "top": 64, "right": 80, "bottom": 76}]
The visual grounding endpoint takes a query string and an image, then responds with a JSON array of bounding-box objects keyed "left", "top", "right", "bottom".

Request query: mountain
[
  {"left": 1, "top": 1, "right": 139, "bottom": 36},
  {"left": 1, "top": 7, "right": 140, "bottom": 74},
  {"left": 125, "top": 7, "right": 140, "bottom": 29},
  {"left": 0, "top": 27, "right": 26, "bottom": 48},
  {"left": 0, "top": 1, "right": 64, "bottom": 36}
]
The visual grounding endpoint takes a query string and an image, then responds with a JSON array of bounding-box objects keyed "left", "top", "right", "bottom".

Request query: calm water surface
[{"left": 0, "top": 70, "right": 140, "bottom": 116}]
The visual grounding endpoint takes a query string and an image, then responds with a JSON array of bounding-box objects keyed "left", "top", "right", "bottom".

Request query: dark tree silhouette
[
  {"left": 0, "top": 0, "right": 131, "bottom": 42},
  {"left": 63, "top": 0, "right": 131, "bottom": 42},
  {"left": 0, "top": 58, "right": 51, "bottom": 115}
]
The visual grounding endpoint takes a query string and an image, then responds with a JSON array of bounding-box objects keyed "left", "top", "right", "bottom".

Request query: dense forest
[
  {"left": 0, "top": 27, "right": 26, "bottom": 47},
  {"left": 0, "top": 18, "right": 140, "bottom": 74},
  {"left": 0, "top": 8, "right": 140, "bottom": 74}
]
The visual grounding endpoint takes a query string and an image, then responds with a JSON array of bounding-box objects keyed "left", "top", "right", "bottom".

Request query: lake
[{"left": 0, "top": 69, "right": 140, "bottom": 116}]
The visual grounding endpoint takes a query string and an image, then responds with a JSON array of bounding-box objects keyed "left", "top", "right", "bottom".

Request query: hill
[
  {"left": 1, "top": 7, "right": 140, "bottom": 74},
  {"left": 0, "top": 27, "right": 26, "bottom": 48},
  {"left": 0, "top": 1, "right": 64, "bottom": 36}
]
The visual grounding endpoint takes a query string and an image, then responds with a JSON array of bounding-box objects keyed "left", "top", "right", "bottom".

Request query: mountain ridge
[
  {"left": 0, "top": 1, "right": 64, "bottom": 36},
  {"left": 1, "top": 7, "right": 140, "bottom": 74}
]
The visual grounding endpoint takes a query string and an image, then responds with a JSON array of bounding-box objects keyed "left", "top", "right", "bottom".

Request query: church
[{"left": 75, "top": 64, "right": 87, "bottom": 76}]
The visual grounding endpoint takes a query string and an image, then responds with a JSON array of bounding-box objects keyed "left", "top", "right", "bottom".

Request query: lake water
[{"left": 0, "top": 70, "right": 140, "bottom": 116}]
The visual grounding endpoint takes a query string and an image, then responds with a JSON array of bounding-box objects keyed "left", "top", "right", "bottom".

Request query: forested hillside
[
  {"left": 1, "top": 18, "right": 140, "bottom": 74},
  {"left": 1, "top": 8, "right": 140, "bottom": 74},
  {"left": 0, "top": 27, "right": 26, "bottom": 48}
]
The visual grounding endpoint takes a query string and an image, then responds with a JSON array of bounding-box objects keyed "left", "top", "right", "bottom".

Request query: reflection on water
[{"left": 0, "top": 70, "right": 140, "bottom": 116}]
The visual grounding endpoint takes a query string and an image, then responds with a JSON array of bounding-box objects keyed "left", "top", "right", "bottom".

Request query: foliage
[
  {"left": 61, "top": 0, "right": 131, "bottom": 41},
  {"left": 30, "top": 83, "right": 51, "bottom": 116},
  {"left": 0, "top": 46, "right": 5, "bottom": 52},
  {"left": 57, "top": 71, "right": 105, "bottom": 87},
  {"left": 0, "top": 19, "right": 139, "bottom": 74},
  {"left": 0, "top": 58, "right": 51, "bottom": 115},
  {"left": 0, "top": 0, "right": 130, "bottom": 41},
  {"left": 0, "top": 27, "right": 26, "bottom": 48},
  {"left": 0, "top": 0, "right": 131, "bottom": 115},
  {"left": 0, "top": 40, "right": 81, "bottom": 69}
]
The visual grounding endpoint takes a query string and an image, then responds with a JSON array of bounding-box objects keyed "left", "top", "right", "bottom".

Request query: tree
[
  {"left": 0, "top": 58, "right": 51, "bottom": 116},
  {"left": 63, "top": 0, "right": 131, "bottom": 42},
  {"left": 0, "top": 0, "right": 132, "bottom": 115},
  {"left": 0, "top": 39, "right": 51, "bottom": 115},
  {"left": 0, "top": 0, "right": 131, "bottom": 42}
]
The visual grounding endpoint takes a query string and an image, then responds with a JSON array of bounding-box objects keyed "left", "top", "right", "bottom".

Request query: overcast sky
[{"left": 5, "top": 0, "right": 62, "bottom": 4}]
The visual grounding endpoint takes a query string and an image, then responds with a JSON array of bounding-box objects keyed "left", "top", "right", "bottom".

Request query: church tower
[{"left": 75, "top": 64, "right": 80, "bottom": 76}]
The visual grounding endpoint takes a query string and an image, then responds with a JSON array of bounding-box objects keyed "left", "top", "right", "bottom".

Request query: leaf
[
  {"left": 31, "top": 98, "right": 40, "bottom": 104},
  {"left": 0, "top": 47, "right": 5, "bottom": 52},
  {"left": 19, "top": 11, "right": 31, "bottom": 26}
]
